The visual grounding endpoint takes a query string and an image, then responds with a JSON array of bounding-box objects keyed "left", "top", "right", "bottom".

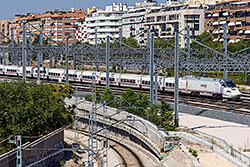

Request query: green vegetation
[
  {"left": 0, "top": 81, "right": 75, "bottom": 155},
  {"left": 154, "top": 38, "right": 174, "bottom": 49},
  {"left": 32, "top": 35, "right": 49, "bottom": 45},
  {"left": 97, "top": 37, "right": 141, "bottom": 48},
  {"left": 191, "top": 31, "right": 250, "bottom": 53},
  {"left": 189, "top": 147, "right": 198, "bottom": 157},
  {"left": 85, "top": 88, "right": 176, "bottom": 131}
]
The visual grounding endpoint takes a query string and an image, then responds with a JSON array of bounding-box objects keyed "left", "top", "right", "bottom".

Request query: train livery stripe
[{"left": 163, "top": 87, "right": 222, "bottom": 95}]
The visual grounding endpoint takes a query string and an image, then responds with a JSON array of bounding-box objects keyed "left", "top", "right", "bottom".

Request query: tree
[
  {"left": 191, "top": 31, "right": 223, "bottom": 50},
  {"left": 119, "top": 89, "right": 149, "bottom": 117},
  {"left": 154, "top": 38, "right": 174, "bottom": 49},
  {"left": 0, "top": 81, "right": 75, "bottom": 155},
  {"left": 32, "top": 35, "right": 49, "bottom": 45},
  {"left": 84, "top": 88, "right": 176, "bottom": 131},
  {"left": 101, "top": 88, "right": 117, "bottom": 108},
  {"left": 228, "top": 40, "right": 250, "bottom": 53},
  {"left": 2, "top": 40, "right": 11, "bottom": 45},
  {"left": 124, "top": 37, "right": 140, "bottom": 48}
]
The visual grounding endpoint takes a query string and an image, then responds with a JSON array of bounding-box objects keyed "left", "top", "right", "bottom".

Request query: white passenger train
[{"left": 0, "top": 64, "right": 242, "bottom": 100}]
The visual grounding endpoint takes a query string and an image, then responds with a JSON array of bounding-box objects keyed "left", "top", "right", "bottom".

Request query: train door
[
  {"left": 110, "top": 73, "right": 115, "bottom": 86},
  {"left": 158, "top": 77, "right": 163, "bottom": 90},
  {"left": 185, "top": 80, "right": 188, "bottom": 93},
  {"left": 118, "top": 72, "right": 121, "bottom": 87},
  {"left": 139, "top": 75, "right": 142, "bottom": 89}
]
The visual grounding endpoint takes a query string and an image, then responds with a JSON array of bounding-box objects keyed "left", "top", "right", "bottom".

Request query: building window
[
  {"left": 52, "top": 17, "right": 62, "bottom": 20},
  {"left": 65, "top": 27, "right": 73, "bottom": 30}
]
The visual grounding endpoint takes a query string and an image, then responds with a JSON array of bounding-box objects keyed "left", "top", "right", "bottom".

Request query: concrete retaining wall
[{"left": 0, "top": 128, "right": 64, "bottom": 167}]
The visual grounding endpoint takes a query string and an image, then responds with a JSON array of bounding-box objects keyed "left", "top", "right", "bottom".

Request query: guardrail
[
  {"left": 195, "top": 130, "right": 250, "bottom": 167},
  {"left": 170, "top": 131, "right": 250, "bottom": 167},
  {"left": 66, "top": 98, "right": 168, "bottom": 160}
]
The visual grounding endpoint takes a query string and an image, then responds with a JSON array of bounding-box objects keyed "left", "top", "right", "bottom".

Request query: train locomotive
[{"left": 0, "top": 64, "right": 242, "bottom": 100}]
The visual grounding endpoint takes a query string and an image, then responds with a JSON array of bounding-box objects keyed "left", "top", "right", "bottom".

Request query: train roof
[
  {"left": 82, "top": 71, "right": 100, "bottom": 75},
  {"left": 120, "top": 73, "right": 141, "bottom": 79},
  {"left": 5, "top": 65, "right": 20, "bottom": 69},
  {"left": 48, "top": 68, "right": 65, "bottom": 72},
  {"left": 181, "top": 76, "right": 221, "bottom": 82},
  {"left": 165, "top": 77, "right": 175, "bottom": 82}
]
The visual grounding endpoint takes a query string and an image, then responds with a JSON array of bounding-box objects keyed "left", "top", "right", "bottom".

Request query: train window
[
  {"left": 133, "top": 80, "right": 135, "bottom": 83},
  {"left": 101, "top": 77, "right": 106, "bottom": 81},
  {"left": 110, "top": 78, "right": 114, "bottom": 81},
  {"left": 0, "top": 69, "right": 2, "bottom": 71},
  {"left": 7, "top": 69, "right": 17, "bottom": 73},
  {"left": 224, "top": 79, "right": 236, "bottom": 88},
  {"left": 26, "top": 71, "right": 31, "bottom": 74}
]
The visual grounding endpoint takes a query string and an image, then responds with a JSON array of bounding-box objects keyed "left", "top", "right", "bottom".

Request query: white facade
[
  {"left": 84, "top": 2, "right": 127, "bottom": 44},
  {"left": 85, "top": 11, "right": 123, "bottom": 44},
  {"left": 74, "top": 18, "right": 87, "bottom": 42},
  {"left": 122, "top": 8, "right": 147, "bottom": 45},
  {"left": 81, "top": 2, "right": 205, "bottom": 47},
  {"left": 144, "top": 4, "right": 206, "bottom": 48}
]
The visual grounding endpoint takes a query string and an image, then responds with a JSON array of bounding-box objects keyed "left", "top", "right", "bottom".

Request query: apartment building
[
  {"left": 184, "top": 0, "right": 224, "bottom": 5},
  {"left": 84, "top": 2, "right": 128, "bottom": 44},
  {"left": 122, "top": 1, "right": 156, "bottom": 45},
  {"left": 0, "top": 8, "right": 86, "bottom": 44},
  {"left": 144, "top": 4, "right": 206, "bottom": 47},
  {"left": 74, "top": 18, "right": 87, "bottom": 42},
  {"left": 205, "top": 0, "right": 250, "bottom": 43},
  {"left": 0, "top": 20, "right": 13, "bottom": 44}
]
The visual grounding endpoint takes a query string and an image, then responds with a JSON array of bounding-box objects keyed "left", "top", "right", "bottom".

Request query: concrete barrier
[
  {"left": 0, "top": 128, "right": 64, "bottom": 167},
  {"left": 170, "top": 131, "right": 249, "bottom": 167},
  {"left": 66, "top": 98, "right": 168, "bottom": 160}
]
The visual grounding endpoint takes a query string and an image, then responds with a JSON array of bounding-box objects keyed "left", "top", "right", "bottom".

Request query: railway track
[
  {"left": 66, "top": 128, "right": 144, "bottom": 167},
  {"left": 74, "top": 83, "right": 250, "bottom": 115},
  {"left": 1, "top": 75, "right": 250, "bottom": 115},
  {"left": 109, "top": 139, "right": 144, "bottom": 167}
]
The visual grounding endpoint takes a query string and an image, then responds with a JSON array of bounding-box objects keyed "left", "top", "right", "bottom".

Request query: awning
[
  {"left": 228, "top": 22, "right": 235, "bottom": 26},
  {"left": 213, "top": 22, "right": 219, "bottom": 26},
  {"left": 239, "top": 30, "right": 243, "bottom": 34},
  {"left": 219, "top": 29, "right": 228, "bottom": 33},
  {"left": 212, "top": 30, "right": 219, "bottom": 34},
  {"left": 222, "top": 12, "right": 229, "bottom": 16},
  {"left": 235, "top": 39, "right": 240, "bottom": 42},
  {"left": 207, "top": 14, "right": 212, "bottom": 17},
  {"left": 235, "top": 21, "right": 241, "bottom": 25},
  {"left": 228, "top": 39, "right": 235, "bottom": 43},
  {"left": 212, "top": 39, "right": 219, "bottom": 42},
  {"left": 213, "top": 13, "right": 219, "bottom": 17},
  {"left": 219, "top": 38, "right": 224, "bottom": 42},
  {"left": 220, "top": 21, "right": 227, "bottom": 25},
  {"left": 245, "top": 30, "right": 250, "bottom": 34}
]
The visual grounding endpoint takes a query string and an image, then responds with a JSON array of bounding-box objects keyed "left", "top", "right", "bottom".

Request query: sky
[{"left": 0, "top": 0, "right": 166, "bottom": 20}]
